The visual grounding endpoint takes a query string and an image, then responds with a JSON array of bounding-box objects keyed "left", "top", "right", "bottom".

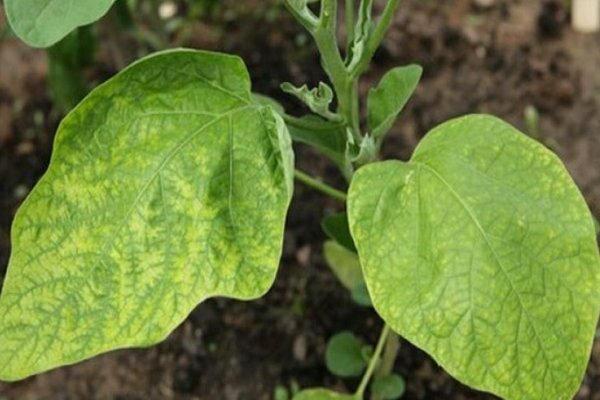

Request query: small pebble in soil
[
  {"left": 296, "top": 245, "right": 312, "bottom": 267},
  {"left": 15, "top": 141, "right": 34, "bottom": 155},
  {"left": 14, "top": 185, "right": 29, "bottom": 200},
  {"left": 159, "top": 2, "right": 178, "bottom": 19},
  {"left": 293, "top": 334, "right": 308, "bottom": 362},
  {"left": 472, "top": 0, "right": 495, "bottom": 9}
]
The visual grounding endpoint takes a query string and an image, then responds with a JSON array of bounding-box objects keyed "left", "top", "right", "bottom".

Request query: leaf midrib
[{"left": 23, "top": 0, "right": 54, "bottom": 37}]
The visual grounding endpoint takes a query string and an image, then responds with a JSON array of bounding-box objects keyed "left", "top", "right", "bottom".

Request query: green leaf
[
  {"left": 323, "top": 241, "right": 363, "bottom": 291},
  {"left": 5, "top": 0, "right": 116, "bottom": 48},
  {"left": 48, "top": 26, "right": 97, "bottom": 111},
  {"left": 350, "top": 283, "right": 372, "bottom": 307},
  {"left": 252, "top": 93, "right": 285, "bottom": 115},
  {"left": 367, "top": 65, "right": 422, "bottom": 139},
  {"left": 275, "top": 385, "right": 291, "bottom": 400},
  {"left": 322, "top": 241, "right": 370, "bottom": 307},
  {"left": 284, "top": 114, "right": 347, "bottom": 168},
  {"left": 347, "top": 0, "right": 374, "bottom": 70},
  {"left": 322, "top": 212, "right": 356, "bottom": 252},
  {"left": 0, "top": 49, "right": 294, "bottom": 381},
  {"left": 259, "top": 96, "right": 349, "bottom": 176},
  {"left": 348, "top": 114, "right": 600, "bottom": 399},
  {"left": 360, "top": 344, "right": 373, "bottom": 361},
  {"left": 293, "top": 388, "right": 355, "bottom": 400},
  {"left": 281, "top": 82, "right": 339, "bottom": 121},
  {"left": 325, "top": 331, "right": 367, "bottom": 378},
  {"left": 370, "top": 374, "right": 406, "bottom": 400}
]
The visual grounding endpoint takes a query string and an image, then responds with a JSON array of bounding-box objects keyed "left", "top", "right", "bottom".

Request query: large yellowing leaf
[
  {"left": 348, "top": 115, "right": 600, "bottom": 399},
  {"left": 0, "top": 49, "right": 294, "bottom": 381},
  {"left": 5, "top": 0, "right": 116, "bottom": 47}
]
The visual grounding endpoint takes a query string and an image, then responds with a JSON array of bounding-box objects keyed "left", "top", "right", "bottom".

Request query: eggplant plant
[{"left": 2, "top": 1, "right": 600, "bottom": 399}]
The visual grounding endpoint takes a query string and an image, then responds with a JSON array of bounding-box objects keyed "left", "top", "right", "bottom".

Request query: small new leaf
[
  {"left": 0, "top": 49, "right": 294, "bottom": 381},
  {"left": 348, "top": 134, "right": 377, "bottom": 166},
  {"left": 348, "top": 114, "right": 600, "bottom": 399},
  {"left": 347, "top": 0, "right": 375, "bottom": 70},
  {"left": 367, "top": 65, "right": 423, "bottom": 139},
  {"left": 325, "top": 331, "right": 367, "bottom": 378},
  {"left": 281, "top": 82, "right": 341, "bottom": 121},
  {"left": 371, "top": 374, "right": 406, "bottom": 400},
  {"left": 293, "top": 388, "right": 355, "bottom": 400},
  {"left": 5, "top": 0, "right": 116, "bottom": 47}
]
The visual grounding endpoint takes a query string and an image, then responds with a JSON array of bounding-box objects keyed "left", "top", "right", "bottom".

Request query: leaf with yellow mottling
[{"left": 0, "top": 49, "right": 294, "bottom": 381}]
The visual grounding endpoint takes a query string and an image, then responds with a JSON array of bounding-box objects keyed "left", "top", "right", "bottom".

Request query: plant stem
[
  {"left": 355, "top": 324, "right": 391, "bottom": 399},
  {"left": 350, "top": 0, "right": 402, "bottom": 78},
  {"left": 285, "top": 0, "right": 403, "bottom": 174},
  {"left": 284, "top": 0, "right": 363, "bottom": 155},
  {"left": 281, "top": 0, "right": 318, "bottom": 31},
  {"left": 348, "top": 79, "right": 361, "bottom": 140},
  {"left": 370, "top": 333, "right": 401, "bottom": 400},
  {"left": 313, "top": 2, "right": 348, "bottom": 95},
  {"left": 312, "top": 0, "right": 362, "bottom": 141},
  {"left": 294, "top": 169, "right": 347, "bottom": 202},
  {"left": 345, "top": 0, "right": 355, "bottom": 47}
]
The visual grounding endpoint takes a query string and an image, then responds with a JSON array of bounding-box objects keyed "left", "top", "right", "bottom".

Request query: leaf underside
[
  {"left": 348, "top": 115, "right": 600, "bottom": 399},
  {"left": 5, "top": 0, "right": 117, "bottom": 47},
  {"left": 0, "top": 49, "right": 294, "bottom": 381}
]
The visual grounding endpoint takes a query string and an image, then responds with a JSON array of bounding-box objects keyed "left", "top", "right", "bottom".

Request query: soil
[{"left": 0, "top": 0, "right": 599, "bottom": 399}]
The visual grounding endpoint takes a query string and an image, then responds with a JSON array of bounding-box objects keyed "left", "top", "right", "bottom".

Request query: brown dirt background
[{"left": 0, "top": 0, "right": 599, "bottom": 399}]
